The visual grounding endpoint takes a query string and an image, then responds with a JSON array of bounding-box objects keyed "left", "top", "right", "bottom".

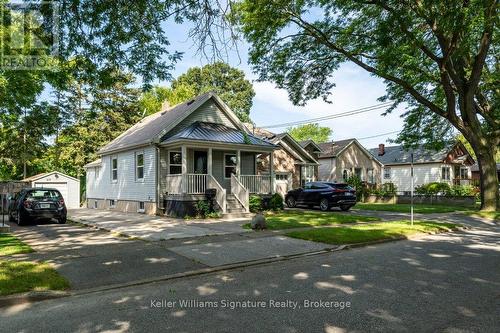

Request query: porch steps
[{"left": 226, "top": 194, "right": 247, "bottom": 214}]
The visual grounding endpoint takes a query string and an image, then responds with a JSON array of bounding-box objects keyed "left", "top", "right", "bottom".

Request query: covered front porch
[{"left": 158, "top": 122, "right": 277, "bottom": 215}]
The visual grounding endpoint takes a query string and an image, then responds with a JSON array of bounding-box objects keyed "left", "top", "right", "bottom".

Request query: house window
[
  {"left": 343, "top": 169, "right": 349, "bottom": 181},
  {"left": 384, "top": 167, "right": 391, "bottom": 179},
  {"left": 138, "top": 201, "right": 145, "bottom": 213},
  {"left": 225, "top": 154, "right": 237, "bottom": 178},
  {"left": 301, "top": 165, "right": 315, "bottom": 186},
  {"left": 367, "top": 168, "right": 374, "bottom": 183},
  {"left": 93, "top": 200, "right": 98, "bottom": 209},
  {"left": 95, "top": 167, "right": 100, "bottom": 179},
  {"left": 354, "top": 168, "right": 362, "bottom": 180},
  {"left": 136, "top": 153, "right": 144, "bottom": 180},
  {"left": 111, "top": 157, "right": 118, "bottom": 181},
  {"left": 109, "top": 199, "right": 116, "bottom": 208},
  {"left": 460, "top": 167, "right": 469, "bottom": 179},
  {"left": 276, "top": 174, "right": 288, "bottom": 181},
  {"left": 169, "top": 151, "right": 182, "bottom": 174},
  {"left": 442, "top": 166, "right": 451, "bottom": 180}
]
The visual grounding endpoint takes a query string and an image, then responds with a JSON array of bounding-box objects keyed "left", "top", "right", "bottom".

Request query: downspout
[{"left": 155, "top": 145, "right": 160, "bottom": 215}]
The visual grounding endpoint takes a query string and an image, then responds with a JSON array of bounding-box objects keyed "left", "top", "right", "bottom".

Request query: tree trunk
[{"left": 475, "top": 145, "right": 499, "bottom": 211}]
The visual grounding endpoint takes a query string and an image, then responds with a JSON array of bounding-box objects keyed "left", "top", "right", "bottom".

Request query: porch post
[
  {"left": 181, "top": 145, "right": 187, "bottom": 193},
  {"left": 207, "top": 148, "right": 213, "bottom": 176},
  {"left": 236, "top": 150, "right": 241, "bottom": 177},
  {"left": 270, "top": 152, "right": 275, "bottom": 193}
]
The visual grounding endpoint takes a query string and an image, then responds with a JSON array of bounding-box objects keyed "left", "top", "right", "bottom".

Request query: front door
[{"left": 194, "top": 151, "right": 208, "bottom": 174}]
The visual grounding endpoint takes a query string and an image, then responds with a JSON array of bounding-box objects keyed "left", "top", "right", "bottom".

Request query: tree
[
  {"left": 457, "top": 134, "right": 500, "bottom": 163},
  {"left": 235, "top": 0, "right": 499, "bottom": 210},
  {"left": 138, "top": 84, "right": 197, "bottom": 116},
  {"left": 171, "top": 62, "right": 255, "bottom": 122},
  {"left": 288, "top": 123, "right": 332, "bottom": 143}
]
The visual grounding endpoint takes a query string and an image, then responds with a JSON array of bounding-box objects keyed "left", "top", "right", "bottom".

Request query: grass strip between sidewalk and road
[
  {"left": 463, "top": 210, "right": 499, "bottom": 221},
  {"left": 243, "top": 210, "right": 381, "bottom": 230},
  {"left": 0, "top": 261, "right": 70, "bottom": 296},
  {"left": 0, "top": 233, "right": 70, "bottom": 296},
  {"left": 0, "top": 233, "right": 34, "bottom": 256},
  {"left": 286, "top": 221, "right": 460, "bottom": 245},
  {"left": 355, "top": 203, "right": 473, "bottom": 214}
]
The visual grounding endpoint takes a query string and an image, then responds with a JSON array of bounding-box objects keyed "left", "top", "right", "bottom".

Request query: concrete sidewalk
[{"left": 68, "top": 208, "right": 252, "bottom": 241}]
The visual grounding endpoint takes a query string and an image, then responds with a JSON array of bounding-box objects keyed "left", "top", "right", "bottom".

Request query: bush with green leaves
[
  {"left": 269, "top": 193, "right": 284, "bottom": 211},
  {"left": 415, "top": 182, "right": 451, "bottom": 196},
  {"left": 368, "top": 182, "right": 397, "bottom": 197},
  {"left": 195, "top": 200, "right": 219, "bottom": 218},
  {"left": 249, "top": 195, "right": 263, "bottom": 213}
]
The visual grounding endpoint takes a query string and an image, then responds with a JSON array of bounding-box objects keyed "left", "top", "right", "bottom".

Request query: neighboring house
[
  {"left": 317, "top": 139, "right": 383, "bottom": 184},
  {"left": 22, "top": 171, "right": 81, "bottom": 209},
  {"left": 368, "top": 143, "right": 475, "bottom": 193},
  {"left": 85, "top": 92, "right": 277, "bottom": 217},
  {"left": 471, "top": 163, "right": 500, "bottom": 184},
  {"left": 246, "top": 126, "right": 319, "bottom": 196}
]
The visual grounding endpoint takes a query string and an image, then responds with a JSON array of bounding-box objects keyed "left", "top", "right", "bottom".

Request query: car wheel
[
  {"left": 59, "top": 216, "right": 67, "bottom": 224},
  {"left": 340, "top": 205, "right": 351, "bottom": 212},
  {"left": 286, "top": 196, "right": 296, "bottom": 208},
  {"left": 319, "top": 199, "right": 330, "bottom": 211}
]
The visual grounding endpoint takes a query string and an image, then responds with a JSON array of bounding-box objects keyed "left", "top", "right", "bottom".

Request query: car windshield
[
  {"left": 326, "top": 183, "right": 353, "bottom": 190},
  {"left": 25, "top": 190, "right": 61, "bottom": 200}
]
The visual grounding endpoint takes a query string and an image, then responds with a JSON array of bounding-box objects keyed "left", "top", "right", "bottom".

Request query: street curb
[
  {"left": 0, "top": 290, "right": 71, "bottom": 308},
  {"left": 0, "top": 226, "right": 466, "bottom": 308}
]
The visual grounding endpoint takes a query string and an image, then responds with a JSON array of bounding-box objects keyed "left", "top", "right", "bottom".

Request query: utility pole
[
  {"left": 410, "top": 152, "right": 414, "bottom": 226},
  {"left": 23, "top": 108, "right": 27, "bottom": 179}
]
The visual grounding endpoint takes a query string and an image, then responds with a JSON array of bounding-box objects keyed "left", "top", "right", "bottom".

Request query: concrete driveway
[
  {"left": 7, "top": 221, "right": 206, "bottom": 290},
  {"left": 69, "top": 209, "right": 251, "bottom": 241}
]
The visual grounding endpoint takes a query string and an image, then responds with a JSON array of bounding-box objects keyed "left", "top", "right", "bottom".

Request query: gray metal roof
[
  {"left": 368, "top": 144, "right": 452, "bottom": 165},
  {"left": 98, "top": 92, "right": 217, "bottom": 155},
  {"left": 162, "top": 122, "right": 276, "bottom": 148},
  {"left": 84, "top": 159, "right": 102, "bottom": 168}
]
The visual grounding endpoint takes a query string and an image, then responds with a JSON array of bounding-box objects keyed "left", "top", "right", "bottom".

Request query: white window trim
[
  {"left": 111, "top": 156, "right": 118, "bottom": 183},
  {"left": 137, "top": 201, "right": 145, "bottom": 213},
  {"left": 168, "top": 150, "right": 182, "bottom": 175},
  {"left": 224, "top": 153, "right": 237, "bottom": 179},
  {"left": 384, "top": 167, "right": 391, "bottom": 179},
  {"left": 109, "top": 199, "right": 116, "bottom": 208},
  {"left": 442, "top": 166, "right": 451, "bottom": 181},
  {"left": 135, "top": 151, "right": 145, "bottom": 182}
]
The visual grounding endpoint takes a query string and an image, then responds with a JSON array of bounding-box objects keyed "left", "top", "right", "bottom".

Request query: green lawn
[
  {"left": 0, "top": 260, "right": 70, "bottom": 296},
  {"left": 0, "top": 234, "right": 34, "bottom": 256},
  {"left": 286, "top": 221, "right": 459, "bottom": 245},
  {"left": 355, "top": 203, "right": 473, "bottom": 214},
  {"left": 243, "top": 210, "right": 381, "bottom": 230}
]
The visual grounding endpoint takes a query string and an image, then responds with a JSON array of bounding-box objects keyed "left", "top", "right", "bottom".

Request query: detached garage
[{"left": 23, "top": 172, "right": 80, "bottom": 209}]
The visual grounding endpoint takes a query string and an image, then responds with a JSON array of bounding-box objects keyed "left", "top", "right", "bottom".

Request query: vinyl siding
[
  {"left": 86, "top": 146, "right": 157, "bottom": 202},
  {"left": 382, "top": 163, "right": 443, "bottom": 192},
  {"left": 168, "top": 100, "right": 238, "bottom": 137}
]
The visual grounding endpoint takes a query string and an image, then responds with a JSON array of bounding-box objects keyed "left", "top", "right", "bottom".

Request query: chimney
[{"left": 378, "top": 144, "right": 385, "bottom": 156}]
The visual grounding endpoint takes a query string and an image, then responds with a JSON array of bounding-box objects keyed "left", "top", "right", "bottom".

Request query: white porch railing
[
  {"left": 165, "top": 174, "right": 208, "bottom": 195},
  {"left": 231, "top": 174, "right": 249, "bottom": 213},
  {"left": 239, "top": 175, "right": 272, "bottom": 194},
  {"left": 208, "top": 175, "right": 226, "bottom": 213}
]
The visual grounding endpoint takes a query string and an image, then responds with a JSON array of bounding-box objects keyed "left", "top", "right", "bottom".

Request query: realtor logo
[{"left": 0, "top": 1, "right": 60, "bottom": 70}]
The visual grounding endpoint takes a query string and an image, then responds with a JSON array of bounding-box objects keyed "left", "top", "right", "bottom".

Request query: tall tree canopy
[
  {"left": 235, "top": 0, "right": 499, "bottom": 210},
  {"left": 288, "top": 123, "right": 332, "bottom": 143},
  {"left": 171, "top": 62, "right": 255, "bottom": 122}
]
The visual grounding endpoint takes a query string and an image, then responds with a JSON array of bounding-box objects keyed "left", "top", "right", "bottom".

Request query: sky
[{"left": 160, "top": 21, "right": 407, "bottom": 150}]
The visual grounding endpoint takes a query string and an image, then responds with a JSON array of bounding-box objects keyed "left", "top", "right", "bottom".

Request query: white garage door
[{"left": 34, "top": 182, "right": 68, "bottom": 203}]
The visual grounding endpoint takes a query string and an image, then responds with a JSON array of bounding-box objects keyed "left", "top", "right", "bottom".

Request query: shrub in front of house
[
  {"left": 269, "top": 193, "right": 284, "bottom": 211},
  {"left": 415, "top": 182, "right": 478, "bottom": 197},
  {"left": 249, "top": 195, "right": 263, "bottom": 213},
  {"left": 195, "top": 200, "right": 220, "bottom": 218},
  {"left": 369, "top": 182, "right": 397, "bottom": 197}
]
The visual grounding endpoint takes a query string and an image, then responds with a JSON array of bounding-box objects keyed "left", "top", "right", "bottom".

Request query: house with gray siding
[{"left": 85, "top": 92, "right": 277, "bottom": 217}]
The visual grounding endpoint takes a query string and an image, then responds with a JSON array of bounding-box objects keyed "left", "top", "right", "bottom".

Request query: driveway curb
[{"left": 0, "top": 290, "right": 71, "bottom": 308}]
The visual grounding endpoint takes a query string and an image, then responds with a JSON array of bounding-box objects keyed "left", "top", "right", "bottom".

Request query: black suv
[
  {"left": 285, "top": 182, "right": 357, "bottom": 211},
  {"left": 8, "top": 188, "right": 67, "bottom": 225}
]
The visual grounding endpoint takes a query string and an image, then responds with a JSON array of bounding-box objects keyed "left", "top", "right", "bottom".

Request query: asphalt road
[{"left": 2, "top": 219, "right": 499, "bottom": 332}]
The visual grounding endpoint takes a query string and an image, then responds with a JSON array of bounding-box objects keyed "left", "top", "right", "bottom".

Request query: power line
[
  {"left": 260, "top": 102, "right": 393, "bottom": 129},
  {"left": 357, "top": 130, "right": 401, "bottom": 141}
]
